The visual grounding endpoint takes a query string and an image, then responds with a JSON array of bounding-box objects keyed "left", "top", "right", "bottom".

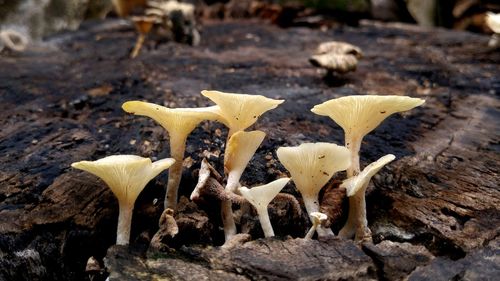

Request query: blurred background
[{"left": 0, "top": 0, "right": 499, "bottom": 40}]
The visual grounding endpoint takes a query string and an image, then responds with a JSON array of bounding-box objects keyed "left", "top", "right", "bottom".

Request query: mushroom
[
  {"left": 305, "top": 212, "right": 328, "bottom": 239},
  {"left": 311, "top": 95, "right": 424, "bottom": 240},
  {"left": 122, "top": 101, "right": 220, "bottom": 211},
  {"left": 339, "top": 154, "right": 395, "bottom": 239},
  {"left": 486, "top": 12, "right": 500, "bottom": 47},
  {"left": 201, "top": 90, "right": 284, "bottom": 137},
  {"left": 130, "top": 15, "right": 160, "bottom": 58},
  {"left": 71, "top": 155, "right": 175, "bottom": 245},
  {"left": 309, "top": 41, "right": 363, "bottom": 74},
  {"left": 221, "top": 130, "right": 266, "bottom": 241},
  {"left": 238, "top": 178, "right": 290, "bottom": 237},
  {"left": 276, "top": 143, "right": 351, "bottom": 237}
]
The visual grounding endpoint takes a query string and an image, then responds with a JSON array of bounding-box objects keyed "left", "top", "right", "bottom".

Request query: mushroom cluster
[{"left": 71, "top": 89, "right": 424, "bottom": 247}]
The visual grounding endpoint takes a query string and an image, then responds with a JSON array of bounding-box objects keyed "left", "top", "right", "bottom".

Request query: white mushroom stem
[
  {"left": 339, "top": 154, "right": 396, "bottom": 241},
  {"left": 255, "top": 206, "right": 274, "bottom": 237},
  {"left": 302, "top": 193, "right": 334, "bottom": 237},
  {"left": 305, "top": 212, "right": 328, "bottom": 239},
  {"left": 221, "top": 200, "right": 237, "bottom": 241},
  {"left": 116, "top": 202, "right": 134, "bottom": 245},
  {"left": 339, "top": 134, "right": 369, "bottom": 240},
  {"left": 165, "top": 134, "right": 187, "bottom": 210}
]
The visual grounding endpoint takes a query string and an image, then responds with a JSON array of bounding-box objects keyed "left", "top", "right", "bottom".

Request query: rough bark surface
[{"left": 0, "top": 18, "right": 498, "bottom": 280}]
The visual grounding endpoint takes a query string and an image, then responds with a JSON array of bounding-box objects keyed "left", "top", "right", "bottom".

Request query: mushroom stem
[
  {"left": 340, "top": 135, "right": 369, "bottom": 241},
  {"left": 130, "top": 33, "right": 146, "bottom": 59},
  {"left": 346, "top": 135, "right": 362, "bottom": 177},
  {"left": 339, "top": 184, "right": 370, "bottom": 240},
  {"left": 305, "top": 224, "right": 318, "bottom": 239},
  {"left": 164, "top": 134, "right": 187, "bottom": 211},
  {"left": 302, "top": 193, "right": 334, "bottom": 237},
  {"left": 221, "top": 200, "right": 237, "bottom": 241},
  {"left": 256, "top": 206, "right": 274, "bottom": 237},
  {"left": 220, "top": 169, "right": 241, "bottom": 241},
  {"left": 116, "top": 202, "right": 134, "bottom": 245}
]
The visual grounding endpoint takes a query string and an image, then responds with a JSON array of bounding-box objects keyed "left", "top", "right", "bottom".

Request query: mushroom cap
[
  {"left": 342, "top": 154, "right": 395, "bottom": 196},
  {"left": 316, "top": 41, "right": 363, "bottom": 58},
  {"left": 311, "top": 95, "right": 425, "bottom": 140},
  {"left": 239, "top": 178, "right": 290, "bottom": 210},
  {"left": 276, "top": 143, "right": 351, "bottom": 198},
  {"left": 309, "top": 53, "right": 359, "bottom": 73},
  {"left": 122, "top": 101, "right": 221, "bottom": 139},
  {"left": 131, "top": 16, "right": 160, "bottom": 34},
  {"left": 201, "top": 90, "right": 284, "bottom": 133},
  {"left": 224, "top": 130, "right": 266, "bottom": 176},
  {"left": 486, "top": 12, "right": 500, "bottom": 34},
  {"left": 309, "top": 212, "right": 328, "bottom": 224},
  {"left": 72, "top": 155, "right": 175, "bottom": 206}
]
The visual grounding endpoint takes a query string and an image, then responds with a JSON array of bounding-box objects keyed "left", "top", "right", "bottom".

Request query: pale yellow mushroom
[
  {"left": 311, "top": 95, "right": 424, "bottom": 241},
  {"left": 238, "top": 178, "right": 290, "bottom": 237},
  {"left": 201, "top": 90, "right": 284, "bottom": 136},
  {"left": 305, "top": 212, "right": 328, "bottom": 239},
  {"left": 221, "top": 130, "right": 266, "bottom": 241},
  {"left": 122, "top": 101, "right": 221, "bottom": 211},
  {"left": 339, "top": 154, "right": 395, "bottom": 239},
  {"left": 72, "top": 155, "right": 175, "bottom": 245},
  {"left": 277, "top": 143, "right": 351, "bottom": 237}
]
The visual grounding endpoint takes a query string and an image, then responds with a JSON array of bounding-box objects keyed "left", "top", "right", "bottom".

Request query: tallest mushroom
[
  {"left": 201, "top": 90, "right": 284, "bottom": 241},
  {"left": 312, "top": 95, "right": 424, "bottom": 241}
]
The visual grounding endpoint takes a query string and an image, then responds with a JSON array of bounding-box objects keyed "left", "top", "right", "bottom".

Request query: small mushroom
[
  {"left": 221, "top": 130, "right": 266, "bottom": 241},
  {"left": 305, "top": 212, "right": 328, "bottom": 239},
  {"left": 339, "top": 154, "right": 395, "bottom": 240},
  {"left": 72, "top": 155, "right": 175, "bottom": 245},
  {"left": 201, "top": 90, "right": 284, "bottom": 136},
  {"left": 122, "top": 101, "right": 220, "bottom": 211},
  {"left": 238, "top": 178, "right": 291, "bottom": 237},
  {"left": 486, "top": 12, "right": 500, "bottom": 47},
  {"left": 276, "top": 143, "right": 351, "bottom": 237},
  {"left": 311, "top": 95, "right": 424, "bottom": 241},
  {"left": 309, "top": 41, "right": 363, "bottom": 74},
  {"left": 130, "top": 15, "right": 160, "bottom": 58}
]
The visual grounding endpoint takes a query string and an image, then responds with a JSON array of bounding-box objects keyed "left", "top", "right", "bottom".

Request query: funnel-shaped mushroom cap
[
  {"left": 131, "top": 16, "right": 159, "bottom": 34},
  {"left": 201, "top": 90, "right": 284, "bottom": 133},
  {"left": 311, "top": 95, "right": 425, "bottom": 139},
  {"left": 224, "top": 130, "right": 266, "bottom": 175},
  {"left": 122, "top": 101, "right": 221, "bottom": 138},
  {"left": 277, "top": 143, "right": 351, "bottom": 197},
  {"left": 239, "top": 178, "right": 290, "bottom": 209},
  {"left": 486, "top": 12, "right": 500, "bottom": 33},
  {"left": 72, "top": 155, "right": 175, "bottom": 206},
  {"left": 342, "top": 154, "right": 395, "bottom": 196},
  {"left": 310, "top": 212, "right": 328, "bottom": 224}
]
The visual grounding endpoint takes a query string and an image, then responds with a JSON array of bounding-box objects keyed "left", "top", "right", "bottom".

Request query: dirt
[{"left": 0, "top": 18, "right": 499, "bottom": 280}]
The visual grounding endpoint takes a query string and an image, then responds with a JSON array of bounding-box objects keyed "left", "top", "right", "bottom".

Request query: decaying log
[{"left": 0, "top": 18, "right": 498, "bottom": 280}]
